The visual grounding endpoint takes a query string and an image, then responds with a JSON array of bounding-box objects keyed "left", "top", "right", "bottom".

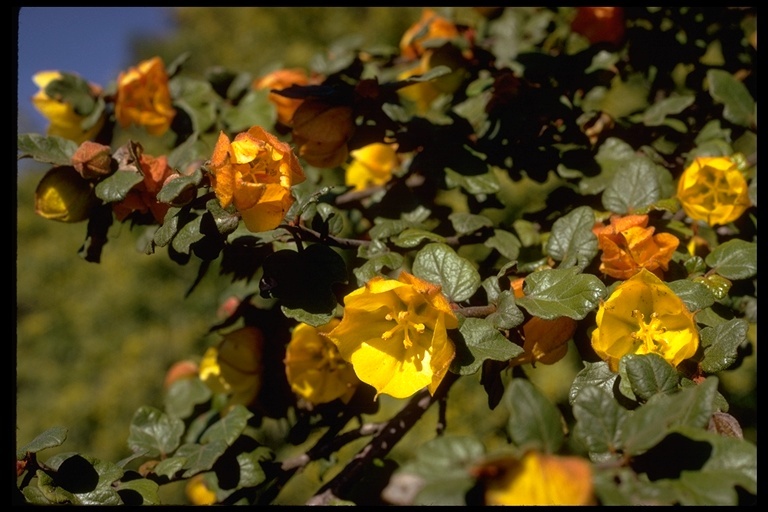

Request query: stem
[{"left": 305, "top": 371, "right": 460, "bottom": 505}]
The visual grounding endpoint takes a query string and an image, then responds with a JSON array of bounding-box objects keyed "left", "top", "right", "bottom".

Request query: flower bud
[
  {"left": 34, "top": 166, "right": 97, "bottom": 222},
  {"left": 71, "top": 141, "right": 114, "bottom": 179}
]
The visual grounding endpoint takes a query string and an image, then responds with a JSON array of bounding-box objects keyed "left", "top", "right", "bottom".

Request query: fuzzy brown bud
[{"left": 72, "top": 141, "right": 114, "bottom": 179}]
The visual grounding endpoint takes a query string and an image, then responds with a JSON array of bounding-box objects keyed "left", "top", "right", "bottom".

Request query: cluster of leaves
[{"left": 17, "top": 7, "right": 756, "bottom": 506}]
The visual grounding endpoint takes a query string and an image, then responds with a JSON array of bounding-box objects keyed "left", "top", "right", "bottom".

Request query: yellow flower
[
  {"left": 185, "top": 473, "right": 217, "bottom": 505},
  {"left": 199, "top": 326, "right": 264, "bottom": 408},
  {"left": 591, "top": 268, "right": 699, "bottom": 372},
  {"left": 115, "top": 56, "right": 176, "bottom": 136},
  {"left": 284, "top": 319, "right": 360, "bottom": 405},
  {"left": 677, "top": 156, "right": 751, "bottom": 226},
  {"left": 209, "top": 126, "right": 306, "bottom": 232},
  {"left": 31, "top": 71, "right": 104, "bottom": 144},
  {"left": 592, "top": 214, "right": 680, "bottom": 280},
  {"left": 345, "top": 143, "right": 399, "bottom": 191},
  {"left": 477, "top": 451, "right": 595, "bottom": 506},
  {"left": 327, "top": 271, "right": 458, "bottom": 399},
  {"left": 34, "top": 166, "right": 97, "bottom": 222}
]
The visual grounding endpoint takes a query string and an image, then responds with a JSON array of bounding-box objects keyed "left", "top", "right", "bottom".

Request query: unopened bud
[
  {"left": 34, "top": 166, "right": 97, "bottom": 222},
  {"left": 72, "top": 141, "right": 114, "bottom": 179}
]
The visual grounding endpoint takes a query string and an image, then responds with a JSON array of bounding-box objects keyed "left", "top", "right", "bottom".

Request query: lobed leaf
[
  {"left": 516, "top": 267, "right": 605, "bottom": 320},
  {"left": 503, "top": 378, "right": 565, "bottom": 454},
  {"left": 412, "top": 243, "right": 481, "bottom": 303}
]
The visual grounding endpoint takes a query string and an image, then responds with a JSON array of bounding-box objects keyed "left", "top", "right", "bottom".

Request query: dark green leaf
[
  {"left": 170, "top": 76, "right": 219, "bottom": 133},
  {"left": 153, "top": 456, "right": 185, "bottom": 479},
  {"left": 485, "top": 228, "right": 521, "bottom": 261},
  {"left": 667, "top": 279, "right": 715, "bottom": 312},
  {"left": 621, "top": 377, "right": 718, "bottom": 455},
  {"left": 353, "top": 252, "right": 404, "bottom": 285},
  {"left": 94, "top": 170, "right": 144, "bottom": 203},
  {"left": 114, "top": 478, "right": 161, "bottom": 505},
  {"left": 451, "top": 317, "right": 523, "bottom": 375},
  {"left": 164, "top": 374, "right": 213, "bottom": 420},
  {"left": 220, "top": 89, "right": 275, "bottom": 132},
  {"left": 642, "top": 95, "right": 695, "bottom": 126},
  {"left": 17, "top": 133, "right": 78, "bottom": 165},
  {"left": 200, "top": 405, "right": 253, "bottom": 446},
  {"left": 177, "top": 440, "right": 230, "bottom": 477},
  {"left": 392, "top": 228, "right": 446, "bottom": 248},
  {"left": 705, "top": 239, "right": 757, "bottom": 280},
  {"left": 572, "top": 385, "right": 628, "bottom": 455},
  {"left": 707, "top": 69, "right": 756, "bottom": 128},
  {"left": 444, "top": 168, "right": 500, "bottom": 194},
  {"left": 156, "top": 167, "right": 202, "bottom": 205},
  {"left": 449, "top": 212, "right": 493, "bottom": 235},
  {"left": 545, "top": 205, "right": 598, "bottom": 270},
  {"left": 516, "top": 267, "right": 606, "bottom": 320},
  {"left": 699, "top": 318, "right": 749, "bottom": 374},
  {"left": 412, "top": 243, "right": 481, "bottom": 302},
  {"left": 235, "top": 447, "right": 272, "bottom": 488},
  {"left": 17, "top": 426, "right": 68, "bottom": 459},
  {"left": 622, "top": 353, "right": 679, "bottom": 401},
  {"left": 127, "top": 406, "right": 184, "bottom": 458},
  {"left": 602, "top": 158, "right": 661, "bottom": 214},
  {"left": 568, "top": 361, "right": 617, "bottom": 405},
  {"left": 486, "top": 290, "right": 524, "bottom": 330},
  {"left": 503, "top": 378, "right": 564, "bottom": 453},
  {"left": 171, "top": 215, "right": 204, "bottom": 255}
]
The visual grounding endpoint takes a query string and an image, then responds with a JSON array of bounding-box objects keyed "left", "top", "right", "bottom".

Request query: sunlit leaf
[
  {"left": 707, "top": 69, "right": 756, "bottom": 128},
  {"left": 412, "top": 243, "right": 481, "bottom": 302},
  {"left": 705, "top": 239, "right": 757, "bottom": 280},
  {"left": 17, "top": 134, "right": 78, "bottom": 165},
  {"left": 17, "top": 426, "right": 68, "bottom": 459},
  {"left": 516, "top": 267, "right": 605, "bottom": 320},
  {"left": 127, "top": 406, "right": 184, "bottom": 458},
  {"left": 621, "top": 353, "right": 679, "bottom": 401},
  {"left": 699, "top": 318, "right": 749, "bottom": 374},
  {"left": 545, "top": 205, "right": 598, "bottom": 269}
]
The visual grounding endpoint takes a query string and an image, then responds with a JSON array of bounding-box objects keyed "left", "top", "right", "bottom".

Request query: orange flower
[
  {"left": 571, "top": 7, "right": 625, "bottom": 46},
  {"left": 209, "top": 126, "right": 306, "bottom": 232},
  {"left": 254, "top": 68, "right": 319, "bottom": 128},
  {"left": 112, "top": 153, "right": 175, "bottom": 224},
  {"left": 592, "top": 214, "right": 679, "bottom": 280},
  {"left": 508, "top": 278, "right": 576, "bottom": 367},
  {"left": 291, "top": 100, "right": 355, "bottom": 168},
  {"left": 400, "top": 8, "right": 460, "bottom": 60},
  {"left": 115, "top": 57, "right": 176, "bottom": 136}
]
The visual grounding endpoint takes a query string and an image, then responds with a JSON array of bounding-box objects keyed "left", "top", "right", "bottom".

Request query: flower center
[
  {"left": 381, "top": 308, "right": 427, "bottom": 350},
  {"left": 316, "top": 345, "right": 347, "bottom": 374},
  {"left": 630, "top": 310, "right": 668, "bottom": 354}
]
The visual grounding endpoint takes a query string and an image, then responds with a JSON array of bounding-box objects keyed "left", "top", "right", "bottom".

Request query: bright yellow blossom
[
  {"left": 31, "top": 71, "right": 104, "bottom": 144},
  {"left": 477, "top": 451, "right": 595, "bottom": 506},
  {"left": 592, "top": 214, "right": 679, "bottom": 280},
  {"left": 591, "top": 268, "right": 699, "bottom": 372},
  {"left": 199, "top": 326, "right": 264, "bottom": 408},
  {"left": 677, "top": 156, "right": 751, "bottom": 226},
  {"left": 284, "top": 320, "right": 360, "bottom": 405},
  {"left": 327, "top": 271, "right": 458, "bottom": 399},
  {"left": 185, "top": 473, "right": 217, "bottom": 505},
  {"left": 115, "top": 56, "right": 176, "bottom": 136},
  {"left": 345, "top": 143, "right": 399, "bottom": 191},
  {"left": 209, "top": 125, "right": 306, "bottom": 232}
]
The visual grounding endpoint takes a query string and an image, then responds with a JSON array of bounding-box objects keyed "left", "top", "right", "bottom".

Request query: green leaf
[
  {"left": 353, "top": 252, "right": 404, "bottom": 285},
  {"left": 94, "top": 170, "right": 144, "bottom": 203},
  {"left": 707, "top": 69, "right": 756, "bottom": 128},
  {"left": 170, "top": 76, "right": 219, "bottom": 133},
  {"left": 545, "top": 205, "right": 598, "bottom": 269},
  {"left": 568, "top": 361, "right": 617, "bottom": 405},
  {"left": 220, "top": 88, "right": 275, "bottom": 132},
  {"left": 622, "top": 353, "right": 679, "bottom": 401},
  {"left": 114, "top": 478, "right": 161, "bottom": 505},
  {"left": 602, "top": 158, "right": 661, "bottom": 214},
  {"left": 127, "top": 406, "right": 185, "bottom": 458},
  {"left": 153, "top": 206, "right": 183, "bottom": 247},
  {"left": 699, "top": 318, "right": 749, "bottom": 374},
  {"left": 667, "top": 279, "right": 715, "bottom": 312},
  {"left": 449, "top": 212, "right": 493, "bottom": 235},
  {"left": 412, "top": 243, "right": 481, "bottom": 302},
  {"left": 444, "top": 168, "right": 500, "bottom": 194},
  {"left": 17, "top": 426, "right": 68, "bottom": 459},
  {"left": 451, "top": 317, "right": 524, "bottom": 375},
  {"left": 164, "top": 374, "right": 213, "bottom": 420},
  {"left": 486, "top": 290, "right": 525, "bottom": 330},
  {"left": 17, "top": 133, "right": 78, "bottom": 165},
  {"left": 153, "top": 456, "right": 186, "bottom": 479},
  {"left": 705, "top": 239, "right": 757, "bottom": 280},
  {"left": 176, "top": 440, "right": 229, "bottom": 478},
  {"left": 642, "top": 95, "right": 695, "bottom": 126},
  {"left": 235, "top": 447, "right": 272, "bottom": 488},
  {"left": 485, "top": 228, "right": 521, "bottom": 261},
  {"left": 156, "top": 167, "right": 202, "bottom": 205},
  {"left": 572, "top": 385, "right": 628, "bottom": 456},
  {"left": 621, "top": 377, "right": 718, "bottom": 455},
  {"left": 516, "top": 267, "right": 606, "bottom": 320},
  {"left": 503, "top": 378, "right": 565, "bottom": 453},
  {"left": 200, "top": 404, "right": 253, "bottom": 446},
  {"left": 171, "top": 215, "right": 204, "bottom": 255},
  {"left": 392, "top": 228, "right": 446, "bottom": 248}
]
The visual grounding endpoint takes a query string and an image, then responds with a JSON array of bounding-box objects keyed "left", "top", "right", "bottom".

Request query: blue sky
[{"left": 17, "top": 7, "right": 175, "bottom": 133}]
